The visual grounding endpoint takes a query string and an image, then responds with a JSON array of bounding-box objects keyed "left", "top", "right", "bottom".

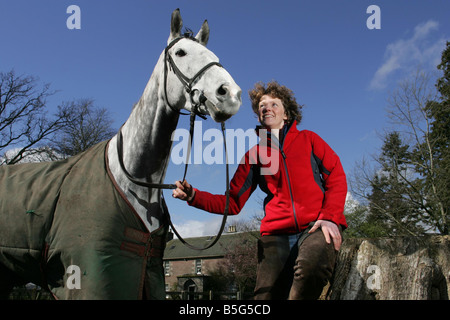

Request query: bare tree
[
  {"left": 225, "top": 214, "right": 262, "bottom": 233},
  {"left": 209, "top": 231, "right": 259, "bottom": 295},
  {"left": 385, "top": 70, "right": 446, "bottom": 233},
  {"left": 51, "top": 99, "right": 116, "bottom": 157},
  {"left": 0, "top": 70, "right": 69, "bottom": 165},
  {"left": 349, "top": 69, "right": 448, "bottom": 235}
]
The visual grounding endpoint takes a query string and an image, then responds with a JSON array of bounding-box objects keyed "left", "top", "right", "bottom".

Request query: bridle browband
[{"left": 116, "top": 35, "right": 230, "bottom": 250}]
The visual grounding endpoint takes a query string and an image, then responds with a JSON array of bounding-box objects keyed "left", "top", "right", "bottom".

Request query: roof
[{"left": 163, "top": 231, "right": 259, "bottom": 260}]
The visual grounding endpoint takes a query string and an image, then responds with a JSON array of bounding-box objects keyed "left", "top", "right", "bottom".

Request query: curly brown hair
[{"left": 249, "top": 81, "right": 302, "bottom": 125}]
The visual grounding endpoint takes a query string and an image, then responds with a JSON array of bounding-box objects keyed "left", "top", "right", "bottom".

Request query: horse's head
[{"left": 163, "top": 9, "right": 241, "bottom": 122}]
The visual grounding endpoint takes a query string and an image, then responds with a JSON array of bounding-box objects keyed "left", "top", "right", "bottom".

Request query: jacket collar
[{"left": 254, "top": 121, "right": 298, "bottom": 149}]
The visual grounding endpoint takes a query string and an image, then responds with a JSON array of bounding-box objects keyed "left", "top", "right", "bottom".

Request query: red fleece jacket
[{"left": 189, "top": 123, "right": 348, "bottom": 236}]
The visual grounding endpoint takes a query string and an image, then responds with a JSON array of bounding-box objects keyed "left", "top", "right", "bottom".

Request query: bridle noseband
[{"left": 116, "top": 35, "right": 230, "bottom": 250}]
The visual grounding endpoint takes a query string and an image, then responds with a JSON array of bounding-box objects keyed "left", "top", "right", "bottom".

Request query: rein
[{"left": 116, "top": 36, "right": 230, "bottom": 250}]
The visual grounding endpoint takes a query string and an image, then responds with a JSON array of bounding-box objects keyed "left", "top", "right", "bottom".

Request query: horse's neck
[
  {"left": 108, "top": 67, "right": 179, "bottom": 232},
  {"left": 122, "top": 82, "right": 178, "bottom": 181}
]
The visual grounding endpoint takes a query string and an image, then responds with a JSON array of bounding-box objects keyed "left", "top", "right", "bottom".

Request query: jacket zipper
[{"left": 281, "top": 149, "right": 300, "bottom": 232}]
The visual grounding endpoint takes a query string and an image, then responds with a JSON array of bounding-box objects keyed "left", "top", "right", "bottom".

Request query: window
[
  {"left": 195, "top": 259, "right": 202, "bottom": 275},
  {"left": 164, "top": 261, "right": 170, "bottom": 276}
]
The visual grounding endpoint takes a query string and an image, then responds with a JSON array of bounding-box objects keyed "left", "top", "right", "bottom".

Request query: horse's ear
[
  {"left": 195, "top": 20, "right": 210, "bottom": 46},
  {"left": 168, "top": 8, "right": 183, "bottom": 44}
]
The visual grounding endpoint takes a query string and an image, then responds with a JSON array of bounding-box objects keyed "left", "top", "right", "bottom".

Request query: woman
[{"left": 173, "top": 81, "right": 347, "bottom": 300}]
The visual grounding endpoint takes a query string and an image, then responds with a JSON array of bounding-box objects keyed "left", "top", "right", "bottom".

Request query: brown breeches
[{"left": 254, "top": 227, "right": 340, "bottom": 300}]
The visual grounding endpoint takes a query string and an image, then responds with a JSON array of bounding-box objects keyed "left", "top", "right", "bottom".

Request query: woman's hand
[
  {"left": 172, "top": 180, "right": 195, "bottom": 202},
  {"left": 309, "top": 220, "right": 342, "bottom": 251}
]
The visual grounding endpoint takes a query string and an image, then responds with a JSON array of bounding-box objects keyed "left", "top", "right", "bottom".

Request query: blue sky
[{"left": 1, "top": 1, "right": 448, "bottom": 237}]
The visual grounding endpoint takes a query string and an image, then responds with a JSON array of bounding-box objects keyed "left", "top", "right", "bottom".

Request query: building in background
[{"left": 163, "top": 226, "right": 259, "bottom": 299}]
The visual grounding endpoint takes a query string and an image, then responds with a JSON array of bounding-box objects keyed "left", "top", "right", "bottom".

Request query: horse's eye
[{"left": 175, "top": 49, "right": 187, "bottom": 57}]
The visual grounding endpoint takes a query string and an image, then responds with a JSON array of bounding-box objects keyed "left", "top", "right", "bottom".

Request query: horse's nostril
[{"left": 217, "top": 84, "right": 228, "bottom": 96}]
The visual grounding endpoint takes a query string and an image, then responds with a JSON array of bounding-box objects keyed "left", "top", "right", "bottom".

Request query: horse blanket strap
[
  {"left": 120, "top": 227, "right": 165, "bottom": 258},
  {"left": 0, "top": 141, "right": 168, "bottom": 299}
]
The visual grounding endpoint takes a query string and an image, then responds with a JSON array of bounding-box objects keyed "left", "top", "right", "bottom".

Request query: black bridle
[
  {"left": 116, "top": 36, "right": 230, "bottom": 250},
  {"left": 164, "top": 36, "right": 223, "bottom": 118}
]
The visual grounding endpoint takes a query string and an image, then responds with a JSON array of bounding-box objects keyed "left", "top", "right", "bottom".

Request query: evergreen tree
[
  {"left": 367, "top": 132, "right": 424, "bottom": 236},
  {"left": 415, "top": 41, "right": 450, "bottom": 234}
]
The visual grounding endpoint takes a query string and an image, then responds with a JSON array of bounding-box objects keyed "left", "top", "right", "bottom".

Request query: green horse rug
[{"left": 0, "top": 141, "right": 168, "bottom": 299}]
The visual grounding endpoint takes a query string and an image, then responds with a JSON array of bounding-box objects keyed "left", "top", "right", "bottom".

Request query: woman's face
[{"left": 258, "top": 95, "right": 288, "bottom": 129}]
